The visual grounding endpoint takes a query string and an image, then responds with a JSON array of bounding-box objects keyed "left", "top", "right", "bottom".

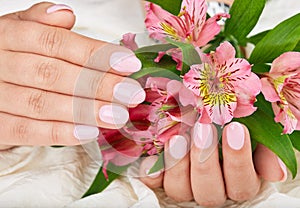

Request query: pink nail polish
[
  {"left": 113, "top": 80, "right": 146, "bottom": 106},
  {"left": 226, "top": 122, "right": 245, "bottom": 150},
  {"left": 277, "top": 157, "right": 287, "bottom": 182},
  {"left": 74, "top": 125, "right": 99, "bottom": 140},
  {"left": 46, "top": 4, "right": 73, "bottom": 14},
  {"left": 99, "top": 104, "right": 129, "bottom": 126},
  {"left": 145, "top": 168, "right": 162, "bottom": 178},
  {"left": 169, "top": 135, "right": 188, "bottom": 159},
  {"left": 110, "top": 52, "right": 142, "bottom": 73},
  {"left": 192, "top": 123, "right": 213, "bottom": 149}
]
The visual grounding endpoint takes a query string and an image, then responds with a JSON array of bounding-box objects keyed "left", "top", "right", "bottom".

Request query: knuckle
[
  {"left": 50, "top": 122, "right": 60, "bottom": 145},
  {"left": 39, "top": 27, "right": 63, "bottom": 56},
  {"left": 34, "top": 60, "right": 60, "bottom": 89},
  {"left": 27, "top": 90, "right": 47, "bottom": 117},
  {"left": 82, "top": 43, "right": 98, "bottom": 64},
  {"left": 73, "top": 97, "right": 95, "bottom": 125},
  {"left": 228, "top": 190, "right": 255, "bottom": 202},
  {"left": 197, "top": 199, "right": 226, "bottom": 207},
  {"left": 11, "top": 120, "right": 30, "bottom": 143}
]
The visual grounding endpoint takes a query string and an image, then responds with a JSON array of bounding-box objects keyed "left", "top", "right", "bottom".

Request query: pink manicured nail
[
  {"left": 46, "top": 4, "right": 73, "bottom": 14},
  {"left": 113, "top": 80, "right": 146, "bottom": 106},
  {"left": 141, "top": 155, "right": 162, "bottom": 178},
  {"left": 277, "top": 157, "right": 287, "bottom": 182},
  {"left": 192, "top": 123, "right": 213, "bottom": 149},
  {"left": 226, "top": 122, "right": 245, "bottom": 150},
  {"left": 145, "top": 168, "right": 162, "bottom": 178},
  {"left": 74, "top": 125, "right": 99, "bottom": 140},
  {"left": 110, "top": 52, "right": 142, "bottom": 73},
  {"left": 99, "top": 104, "right": 129, "bottom": 126},
  {"left": 169, "top": 135, "right": 188, "bottom": 159}
]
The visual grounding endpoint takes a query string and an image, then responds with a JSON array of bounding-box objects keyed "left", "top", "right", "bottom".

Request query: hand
[
  {"left": 0, "top": 2, "right": 145, "bottom": 146},
  {"left": 139, "top": 122, "right": 287, "bottom": 207}
]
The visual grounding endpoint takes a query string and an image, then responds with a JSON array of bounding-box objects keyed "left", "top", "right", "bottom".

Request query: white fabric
[{"left": 1, "top": 0, "right": 300, "bottom": 207}]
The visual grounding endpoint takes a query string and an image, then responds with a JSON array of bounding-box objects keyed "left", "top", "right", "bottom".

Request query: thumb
[{"left": 3, "top": 2, "right": 75, "bottom": 29}]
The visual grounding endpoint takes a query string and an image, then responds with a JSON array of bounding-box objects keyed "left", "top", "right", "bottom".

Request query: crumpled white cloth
[{"left": 1, "top": 0, "right": 300, "bottom": 207}]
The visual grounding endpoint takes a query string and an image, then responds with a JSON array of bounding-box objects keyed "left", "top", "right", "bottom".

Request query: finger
[
  {"left": 190, "top": 123, "right": 226, "bottom": 207},
  {"left": 163, "top": 135, "right": 193, "bottom": 202},
  {"left": 0, "top": 51, "right": 145, "bottom": 107},
  {"left": 0, "top": 112, "right": 99, "bottom": 146},
  {"left": 0, "top": 18, "right": 141, "bottom": 75},
  {"left": 3, "top": 2, "right": 75, "bottom": 29},
  {"left": 254, "top": 144, "right": 287, "bottom": 182},
  {"left": 139, "top": 155, "right": 164, "bottom": 189},
  {"left": 0, "top": 82, "right": 129, "bottom": 129},
  {"left": 222, "top": 122, "right": 261, "bottom": 202}
]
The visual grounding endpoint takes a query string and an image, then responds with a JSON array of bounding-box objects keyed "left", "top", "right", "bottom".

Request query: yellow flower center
[{"left": 199, "top": 63, "right": 236, "bottom": 106}]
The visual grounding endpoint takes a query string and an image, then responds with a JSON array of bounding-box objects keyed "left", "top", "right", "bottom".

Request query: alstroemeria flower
[
  {"left": 261, "top": 52, "right": 300, "bottom": 134},
  {"left": 183, "top": 41, "right": 261, "bottom": 126},
  {"left": 145, "top": 0, "right": 230, "bottom": 47}
]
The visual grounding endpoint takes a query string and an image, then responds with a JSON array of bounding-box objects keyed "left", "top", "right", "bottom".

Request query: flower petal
[
  {"left": 145, "top": 3, "right": 174, "bottom": 41},
  {"left": 214, "top": 41, "right": 236, "bottom": 65},
  {"left": 261, "top": 77, "right": 281, "bottom": 102},
  {"left": 183, "top": 64, "right": 204, "bottom": 96},
  {"left": 121, "top": 33, "right": 138, "bottom": 51},
  {"left": 196, "top": 13, "right": 230, "bottom": 46},
  {"left": 271, "top": 52, "right": 300, "bottom": 74},
  {"left": 207, "top": 99, "right": 237, "bottom": 125}
]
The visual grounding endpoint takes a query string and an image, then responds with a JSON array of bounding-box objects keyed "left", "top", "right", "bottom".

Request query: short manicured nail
[
  {"left": 113, "top": 80, "right": 146, "bottom": 105},
  {"left": 193, "top": 123, "right": 213, "bottom": 149},
  {"left": 145, "top": 168, "right": 162, "bottom": 178},
  {"left": 74, "top": 125, "right": 99, "bottom": 140},
  {"left": 46, "top": 4, "right": 73, "bottom": 14},
  {"left": 226, "top": 122, "right": 245, "bottom": 150},
  {"left": 110, "top": 52, "right": 142, "bottom": 73},
  {"left": 169, "top": 135, "right": 188, "bottom": 159},
  {"left": 99, "top": 104, "right": 129, "bottom": 125},
  {"left": 277, "top": 157, "right": 287, "bottom": 182}
]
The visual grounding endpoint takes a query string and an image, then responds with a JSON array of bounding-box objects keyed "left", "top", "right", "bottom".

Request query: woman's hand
[
  {"left": 0, "top": 2, "right": 145, "bottom": 146},
  {"left": 139, "top": 122, "right": 287, "bottom": 207}
]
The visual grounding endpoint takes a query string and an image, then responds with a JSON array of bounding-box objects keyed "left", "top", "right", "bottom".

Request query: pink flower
[
  {"left": 145, "top": 0, "right": 230, "bottom": 47},
  {"left": 120, "top": 33, "right": 138, "bottom": 51},
  {"left": 261, "top": 52, "right": 300, "bottom": 134},
  {"left": 183, "top": 41, "right": 261, "bottom": 126}
]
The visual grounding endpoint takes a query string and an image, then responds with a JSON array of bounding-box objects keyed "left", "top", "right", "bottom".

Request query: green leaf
[
  {"left": 146, "top": 0, "right": 182, "bottom": 15},
  {"left": 135, "top": 44, "right": 175, "bottom": 54},
  {"left": 131, "top": 51, "right": 180, "bottom": 80},
  {"left": 289, "top": 131, "right": 300, "bottom": 152},
  {"left": 294, "top": 41, "right": 300, "bottom": 52},
  {"left": 252, "top": 63, "right": 271, "bottom": 74},
  {"left": 148, "top": 152, "right": 165, "bottom": 174},
  {"left": 165, "top": 37, "right": 202, "bottom": 75},
  {"left": 249, "top": 13, "right": 300, "bottom": 64},
  {"left": 235, "top": 96, "right": 298, "bottom": 178},
  {"left": 224, "top": 0, "right": 266, "bottom": 45},
  {"left": 247, "top": 30, "right": 270, "bottom": 45},
  {"left": 82, "top": 163, "right": 129, "bottom": 198}
]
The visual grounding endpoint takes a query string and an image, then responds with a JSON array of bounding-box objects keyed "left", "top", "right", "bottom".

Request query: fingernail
[
  {"left": 169, "top": 135, "right": 188, "bottom": 159},
  {"left": 277, "top": 157, "right": 287, "bottom": 182},
  {"left": 113, "top": 80, "right": 146, "bottom": 105},
  {"left": 226, "top": 122, "right": 245, "bottom": 150},
  {"left": 74, "top": 125, "right": 99, "bottom": 140},
  {"left": 46, "top": 4, "right": 73, "bottom": 14},
  {"left": 110, "top": 52, "right": 142, "bottom": 73},
  {"left": 99, "top": 104, "right": 129, "bottom": 126},
  {"left": 192, "top": 123, "right": 213, "bottom": 149},
  {"left": 145, "top": 168, "right": 162, "bottom": 178}
]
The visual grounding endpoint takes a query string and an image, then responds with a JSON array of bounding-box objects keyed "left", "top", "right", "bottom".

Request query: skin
[
  {"left": 0, "top": 2, "right": 286, "bottom": 207},
  {"left": 0, "top": 2, "right": 141, "bottom": 147},
  {"left": 140, "top": 0, "right": 284, "bottom": 206},
  {"left": 140, "top": 123, "right": 286, "bottom": 207}
]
